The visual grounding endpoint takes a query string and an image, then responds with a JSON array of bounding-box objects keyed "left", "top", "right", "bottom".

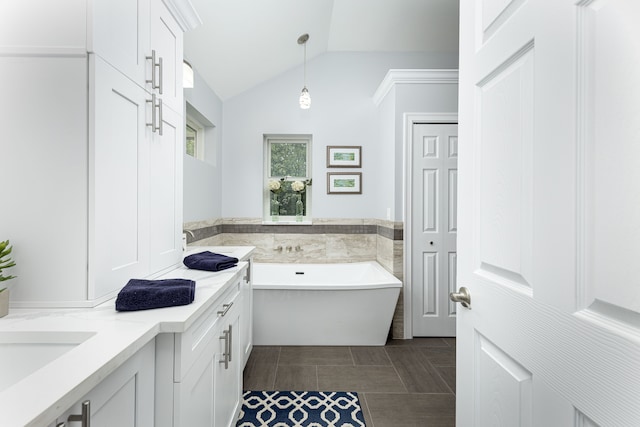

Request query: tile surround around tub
[{"left": 183, "top": 218, "right": 405, "bottom": 338}]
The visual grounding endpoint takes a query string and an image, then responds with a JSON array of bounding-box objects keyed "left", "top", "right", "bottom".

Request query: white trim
[
  {"left": 162, "top": 0, "right": 202, "bottom": 31},
  {"left": 263, "top": 135, "right": 313, "bottom": 223},
  {"left": 0, "top": 47, "right": 87, "bottom": 57},
  {"left": 186, "top": 116, "right": 205, "bottom": 160},
  {"left": 403, "top": 112, "right": 458, "bottom": 339},
  {"left": 373, "top": 69, "right": 459, "bottom": 106}
]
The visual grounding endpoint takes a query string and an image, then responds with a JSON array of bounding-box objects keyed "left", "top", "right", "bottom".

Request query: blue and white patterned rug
[{"left": 236, "top": 391, "right": 366, "bottom": 427}]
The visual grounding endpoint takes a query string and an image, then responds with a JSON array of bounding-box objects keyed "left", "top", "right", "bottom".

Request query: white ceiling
[{"left": 184, "top": 0, "right": 460, "bottom": 100}]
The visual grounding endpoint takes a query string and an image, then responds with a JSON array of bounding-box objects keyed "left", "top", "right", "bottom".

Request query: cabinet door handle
[
  {"left": 219, "top": 330, "right": 229, "bottom": 369},
  {"left": 146, "top": 94, "right": 157, "bottom": 132},
  {"left": 157, "top": 97, "right": 163, "bottom": 136},
  {"left": 158, "top": 56, "right": 164, "bottom": 95},
  {"left": 243, "top": 262, "right": 251, "bottom": 283},
  {"left": 146, "top": 95, "right": 162, "bottom": 134},
  {"left": 67, "top": 400, "right": 90, "bottom": 427},
  {"left": 146, "top": 50, "right": 161, "bottom": 92},
  {"left": 217, "top": 302, "right": 233, "bottom": 317},
  {"left": 228, "top": 324, "right": 233, "bottom": 362}
]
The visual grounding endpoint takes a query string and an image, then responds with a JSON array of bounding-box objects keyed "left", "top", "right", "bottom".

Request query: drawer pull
[
  {"left": 67, "top": 400, "right": 90, "bottom": 427},
  {"left": 219, "top": 329, "right": 229, "bottom": 369},
  {"left": 217, "top": 302, "right": 233, "bottom": 317},
  {"left": 146, "top": 50, "right": 161, "bottom": 92},
  {"left": 228, "top": 324, "right": 233, "bottom": 362}
]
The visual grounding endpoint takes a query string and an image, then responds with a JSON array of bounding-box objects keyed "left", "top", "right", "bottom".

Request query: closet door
[{"left": 89, "top": 54, "right": 150, "bottom": 299}]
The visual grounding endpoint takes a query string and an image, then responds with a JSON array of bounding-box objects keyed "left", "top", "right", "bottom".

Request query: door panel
[
  {"left": 90, "top": 55, "right": 149, "bottom": 300},
  {"left": 457, "top": 0, "right": 640, "bottom": 425},
  {"left": 476, "top": 46, "right": 534, "bottom": 291},
  {"left": 88, "top": 0, "right": 150, "bottom": 85},
  {"left": 423, "top": 169, "right": 438, "bottom": 232},
  {"left": 585, "top": 0, "right": 640, "bottom": 314},
  {"left": 412, "top": 123, "right": 458, "bottom": 337},
  {"left": 476, "top": 334, "right": 532, "bottom": 427},
  {"left": 149, "top": 104, "right": 183, "bottom": 272},
  {"left": 151, "top": 0, "right": 183, "bottom": 113}
]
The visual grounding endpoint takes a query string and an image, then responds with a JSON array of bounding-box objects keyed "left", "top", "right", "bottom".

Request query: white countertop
[{"left": 0, "top": 246, "right": 254, "bottom": 427}]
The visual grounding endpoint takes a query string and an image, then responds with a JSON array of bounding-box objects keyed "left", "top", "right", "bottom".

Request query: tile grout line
[
  {"left": 272, "top": 346, "right": 282, "bottom": 390},
  {"left": 383, "top": 347, "right": 409, "bottom": 393},
  {"left": 360, "top": 392, "right": 375, "bottom": 427},
  {"left": 432, "top": 365, "right": 455, "bottom": 395}
]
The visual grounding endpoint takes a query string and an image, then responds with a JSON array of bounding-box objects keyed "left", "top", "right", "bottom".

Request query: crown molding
[
  {"left": 163, "top": 0, "right": 202, "bottom": 32},
  {"left": 373, "top": 69, "right": 459, "bottom": 106}
]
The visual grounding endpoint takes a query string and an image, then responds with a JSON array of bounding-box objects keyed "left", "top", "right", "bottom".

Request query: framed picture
[
  {"left": 327, "top": 172, "right": 362, "bottom": 194},
  {"left": 326, "top": 146, "right": 362, "bottom": 168}
]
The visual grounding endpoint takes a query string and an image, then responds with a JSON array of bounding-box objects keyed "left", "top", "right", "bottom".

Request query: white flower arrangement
[
  {"left": 291, "top": 180, "right": 305, "bottom": 192},
  {"left": 268, "top": 179, "right": 282, "bottom": 193}
]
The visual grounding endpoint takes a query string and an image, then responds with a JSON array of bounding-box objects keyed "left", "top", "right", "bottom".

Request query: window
[
  {"left": 185, "top": 116, "right": 205, "bottom": 159},
  {"left": 264, "top": 135, "right": 312, "bottom": 223}
]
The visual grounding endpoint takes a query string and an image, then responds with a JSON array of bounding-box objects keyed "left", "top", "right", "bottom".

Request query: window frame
[
  {"left": 185, "top": 116, "right": 205, "bottom": 160},
  {"left": 263, "top": 134, "right": 312, "bottom": 224}
]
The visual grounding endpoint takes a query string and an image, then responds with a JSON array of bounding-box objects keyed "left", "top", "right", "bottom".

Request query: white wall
[
  {"left": 220, "top": 52, "right": 458, "bottom": 220},
  {"left": 183, "top": 66, "right": 224, "bottom": 222},
  {"left": 393, "top": 83, "right": 459, "bottom": 219},
  {"left": 376, "top": 86, "right": 397, "bottom": 220}
]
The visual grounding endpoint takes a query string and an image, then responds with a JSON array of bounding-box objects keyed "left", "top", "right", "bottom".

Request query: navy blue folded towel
[
  {"left": 183, "top": 251, "right": 238, "bottom": 272},
  {"left": 115, "top": 278, "right": 196, "bottom": 312}
]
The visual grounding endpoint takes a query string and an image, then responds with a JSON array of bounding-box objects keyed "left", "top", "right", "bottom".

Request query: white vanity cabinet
[
  {"left": 156, "top": 269, "right": 247, "bottom": 427},
  {"left": 54, "top": 340, "right": 155, "bottom": 427},
  {"left": 1, "top": 0, "right": 195, "bottom": 308},
  {"left": 240, "top": 259, "right": 254, "bottom": 367}
]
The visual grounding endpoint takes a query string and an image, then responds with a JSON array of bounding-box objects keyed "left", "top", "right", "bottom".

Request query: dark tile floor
[{"left": 242, "top": 338, "right": 456, "bottom": 427}]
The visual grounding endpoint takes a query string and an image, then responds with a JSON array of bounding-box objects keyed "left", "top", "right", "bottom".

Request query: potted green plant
[{"left": 0, "top": 240, "right": 16, "bottom": 317}]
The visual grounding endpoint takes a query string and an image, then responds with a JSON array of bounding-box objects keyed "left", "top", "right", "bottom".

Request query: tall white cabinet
[{"left": 0, "top": 0, "right": 198, "bottom": 307}]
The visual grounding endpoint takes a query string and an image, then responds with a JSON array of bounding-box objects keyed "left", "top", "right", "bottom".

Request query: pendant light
[
  {"left": 183, "top": 60, "right": 194, "bottom": 88},
  {"left": 298, "top": 33, "right": 311, "bottom": 109}
]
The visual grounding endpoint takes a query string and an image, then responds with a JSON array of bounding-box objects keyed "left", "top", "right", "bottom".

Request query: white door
[
  {"left": 456, "top": 0, "right": 640, "bottom": 425},
  {"left": 412, "top": 123, "right": 458, "bottom": 337}
]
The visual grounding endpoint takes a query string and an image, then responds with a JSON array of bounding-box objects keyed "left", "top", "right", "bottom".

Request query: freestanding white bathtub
[{"left": 252, "top": 261, "right": 402, "bottom": 346}]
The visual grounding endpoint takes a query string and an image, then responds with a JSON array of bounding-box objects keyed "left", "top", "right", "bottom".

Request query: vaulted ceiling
[{"left": 184, "top": 0, "right": 460, "bottom": 100}]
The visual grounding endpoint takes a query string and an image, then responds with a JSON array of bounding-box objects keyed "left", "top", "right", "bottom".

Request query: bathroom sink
[{"left": 0, "top": 330, "right": 96, "bottom": 393}]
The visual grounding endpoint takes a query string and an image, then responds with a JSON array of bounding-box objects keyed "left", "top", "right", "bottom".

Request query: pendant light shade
[
  {"left": 299, "top": 87, "right": 311, "bottom": 109},
  {"left": 183, "top": 60, "right": 194, "bottom": 88},
  {"left": 298, "top": 34, "right": 310, "bottom": 109}
]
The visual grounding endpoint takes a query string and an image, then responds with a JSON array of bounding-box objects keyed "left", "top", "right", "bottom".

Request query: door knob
[{"left": 450, "top": 287, "right": 471, "bottom": 309}]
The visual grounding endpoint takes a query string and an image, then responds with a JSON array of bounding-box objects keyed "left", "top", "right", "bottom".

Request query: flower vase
[
  {"left": 0, "top": 288, "right": 9, "bottom": 318},
  {"left": 295, "top": 193, "right": 304, "bottom": 222},
  {"left": 271, "top": 193, "right": 280, "bottom": 222}
]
